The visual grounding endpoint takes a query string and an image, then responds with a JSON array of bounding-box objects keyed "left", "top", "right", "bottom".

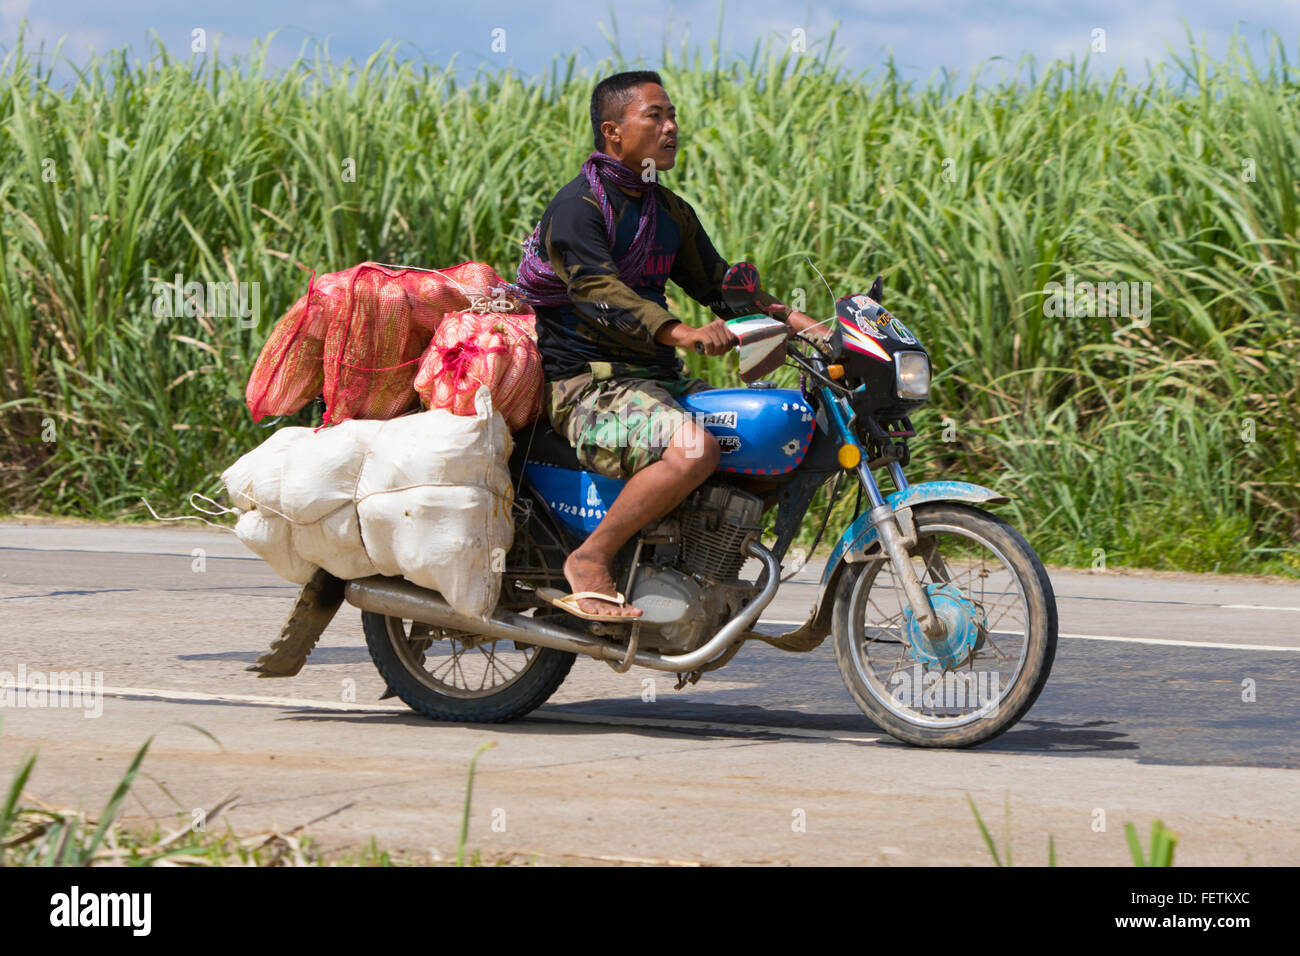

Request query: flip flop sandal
[{"left": 536, "top": 587, "right": 638, "bottom": 623}]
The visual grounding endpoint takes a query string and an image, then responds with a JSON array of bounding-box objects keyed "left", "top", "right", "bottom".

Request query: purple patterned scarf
[{"left": 503, "top": 151, "right": 658, "bottom": 307}]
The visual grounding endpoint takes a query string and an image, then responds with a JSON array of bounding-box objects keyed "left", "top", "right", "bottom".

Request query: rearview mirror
[{"left": 721, "top": 261, "right": 762, "bottom": 313}]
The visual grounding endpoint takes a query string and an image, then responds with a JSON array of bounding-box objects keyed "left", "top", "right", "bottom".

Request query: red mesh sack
[
  {"left": 405, "top": 261, "right": 501, "bottom": 336},
  {"left": 414, "top": 310, "right": 542, "bottom": 432},
  {"left": 319, "top": 265, "right": 425, "bottom": 424},
  {"left": 243, "top": 273, "right": 344, "bottom": 422},
  {"left": 245, "top": 260, "right": 513, "bottom": 424}
]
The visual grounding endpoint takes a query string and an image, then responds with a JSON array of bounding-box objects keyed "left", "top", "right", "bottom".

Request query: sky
[{"left": 2, "top": 0, "right": 1297, "bottom": 89}]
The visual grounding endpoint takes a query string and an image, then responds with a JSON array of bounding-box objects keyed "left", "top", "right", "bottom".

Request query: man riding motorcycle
[{"left": 503, "top": 70, "right": 828, "bottom": 622}]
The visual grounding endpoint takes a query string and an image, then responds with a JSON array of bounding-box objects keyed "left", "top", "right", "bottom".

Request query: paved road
[{"left": 1, "top": 520, "right": 1297, "bottom": 865}]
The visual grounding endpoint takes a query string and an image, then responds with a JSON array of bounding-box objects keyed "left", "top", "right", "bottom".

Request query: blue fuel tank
[{"left": 676, "top": 387, "right": 816, "bottom": 476}]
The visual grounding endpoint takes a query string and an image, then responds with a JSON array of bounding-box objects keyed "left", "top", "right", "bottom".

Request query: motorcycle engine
[
  {"left": 678, "top": 483, "right": 766, "bottom": 582},
  {"left": 614, "top": 484, "right": 765, "bottom": 653},
  {"left": 624, "top": 566, "right": 732, "bottom": 651}
]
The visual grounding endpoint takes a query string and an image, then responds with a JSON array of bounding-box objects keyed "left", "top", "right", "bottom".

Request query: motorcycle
[{"left": 338, "top": 263, "right": 1058, "bottom": 747}]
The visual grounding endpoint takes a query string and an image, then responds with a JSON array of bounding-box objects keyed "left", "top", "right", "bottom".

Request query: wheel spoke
[
  {"left": 427, "top": 649, "right": 458, "bottom": 680},
  {"left": 977, "top": 635, "right": 1010, "bottom": 663},
  {"left": 847, "top": 520, "right": 1039, "bottom": 729},
  {"left": 919, "top": 538, "right": 953, "bottom": 584},
  {"left": 865, "top": 595, "right": 904, "bottom": 630},
  {"left": 479, "top": 642, "right": 517, "bottom": 687},
  {"left": 388, "top": 619, "right": 542, "bottom": 700},
  {"left": 985, "top": 595, "right": 1026, "bottom": 635},
  {"left": 977, "top": 587, "right": 1021, "bottom": 629},
  {"left": 451, "top": 643, "right": 471, "bottom": 689},
  {"left": 477, "top": 644, "right": 500, "bottom": 688},
  {"left": 881, "top": 650, "right": 911, "bottom": 686}
]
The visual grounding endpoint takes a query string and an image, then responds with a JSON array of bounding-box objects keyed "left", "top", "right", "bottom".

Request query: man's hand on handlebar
[
  {"left": 765, "top": 302, "right": 833, "bottom": 342},
  {"left": 656, "top": 318, "right": 738, "bottom": 356}
]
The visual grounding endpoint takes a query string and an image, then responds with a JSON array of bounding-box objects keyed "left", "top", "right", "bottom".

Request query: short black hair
[{"left": 591, "top": 70, "right": 665, "bottom": 152}]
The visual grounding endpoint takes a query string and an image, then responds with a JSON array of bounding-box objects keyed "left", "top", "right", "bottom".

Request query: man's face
[{"left": 604, "top": 83, "right": 678, "bottom": 174}]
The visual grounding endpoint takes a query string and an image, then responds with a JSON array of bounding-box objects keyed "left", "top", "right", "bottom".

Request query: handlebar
[
  {"left": 691, "top": 321, "right": 846, "bottom": 394},
  {"left": 692, "top": 338, "right": 740, "bottom": 355}
]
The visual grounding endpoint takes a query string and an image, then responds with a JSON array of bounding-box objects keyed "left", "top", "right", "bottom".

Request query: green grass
[
  {"left": 0, "top": 717, "right": 519, "bottom": 866},
  {"left": 1, "top": 25, "right": 1297, "bottom": 575},
  {"left": 458, "top": 740, "right": 496, "bottom": 866},
  {"left": 967, "top": 792, "right": 1178, "bottom": 866}
]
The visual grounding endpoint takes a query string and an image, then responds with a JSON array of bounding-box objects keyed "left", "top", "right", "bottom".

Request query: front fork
[{"left": 821, "top": 387, "right": 944, "bottom": 638}]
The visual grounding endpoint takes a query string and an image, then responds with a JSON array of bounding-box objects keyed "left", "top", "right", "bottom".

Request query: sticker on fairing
[
  {"left": 890, "top": 318, "right": 917, "bottom": 344},
  {"left": 852, "top": 319, "right": 887, "bottom": 340},
  {"left": 848, "top": 294, "right": 893, "bottom": 328},
  {"left": 840, "top": 322, "right": 893, "bottom": 361}
]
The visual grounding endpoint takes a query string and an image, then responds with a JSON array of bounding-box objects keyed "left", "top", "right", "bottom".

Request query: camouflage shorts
[{"left": 546, "top": 362, "right": 715, "bottom": 481}]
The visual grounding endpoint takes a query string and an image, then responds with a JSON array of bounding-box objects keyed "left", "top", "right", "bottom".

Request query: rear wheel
[
  {"left": 363, "top": 611, "right": 575, "bottom": 722},
  {"left": 831, "top": 502, "right": 1057, "bottom": 747},
  {"left": 364, "top": 481, "right": 579, "bottom": 722}
]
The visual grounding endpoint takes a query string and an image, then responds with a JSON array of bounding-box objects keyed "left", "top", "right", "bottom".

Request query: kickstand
[{"left": 672, "top": 669, "right": 702, "bottom": 690}]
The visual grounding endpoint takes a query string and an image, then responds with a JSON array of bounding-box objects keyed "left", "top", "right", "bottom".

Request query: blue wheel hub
[{"left": 901, "top": 582, "right": 987, "bottom": 670}]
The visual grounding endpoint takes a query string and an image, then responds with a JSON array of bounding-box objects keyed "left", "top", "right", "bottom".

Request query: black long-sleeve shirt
[{"left": 529, "top": 170, "right": 781, "bottom": 382}]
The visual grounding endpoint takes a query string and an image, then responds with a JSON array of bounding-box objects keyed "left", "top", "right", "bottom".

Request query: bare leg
[{"left": 563, "top": 420, "right": 719, "bottom": 617}]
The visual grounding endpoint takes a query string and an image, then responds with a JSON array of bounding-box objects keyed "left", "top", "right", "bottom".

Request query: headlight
[{"left": 894, "top": 351, "right": 931, "bottom": 399}]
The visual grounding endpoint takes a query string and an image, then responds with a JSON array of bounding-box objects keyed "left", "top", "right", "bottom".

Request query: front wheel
[{"left": 831, "top": 502, "right": 1057, "bottom": 747}]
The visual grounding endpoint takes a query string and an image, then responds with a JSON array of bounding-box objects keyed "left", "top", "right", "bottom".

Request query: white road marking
[
  {"left": 1222, "top": 604, "right": 1300, "bottom": 612},
  {"left": 0, "top": 683, "right": 881, "bottom": 742},
  {"left": 1056, "top": 633, "right": 1300, "bottom": 652},
  {"left": 2, "top": 683, "right": 406, "bottom": 713},
  {"left": 757, "top": 619, "right": 1299, "bottom": 652}
]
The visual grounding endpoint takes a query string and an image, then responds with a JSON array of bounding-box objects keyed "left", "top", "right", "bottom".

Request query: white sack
[
  {"left": 233, "top": 509, "right": 317, "bottom": 585},
  {"left": 358, "top": 484, "right": 511, "bottom": 616},
  {"left": 357, "top": 403, "right": 510, "bottom": 495},
  {"left": 223, "top": 421, "right": 367, "bottom": 525},
  {"left": 290, "top": 503, "right": 380, "bottom": 581},
  {"left": 222, "top": 386, "right": 514, "bottom": 619}
]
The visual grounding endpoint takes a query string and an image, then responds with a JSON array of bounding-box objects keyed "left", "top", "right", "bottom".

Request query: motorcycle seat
[{"left": 510, "top": 417, "right": 581, "bottom": 471}]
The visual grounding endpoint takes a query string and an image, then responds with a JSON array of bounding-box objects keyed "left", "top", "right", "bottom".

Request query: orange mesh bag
[
  {"left": 320, "top": 262, "right": 523, "bottom": 424},
  {"left": 406, "top": 262, "right": 502, "bottom": 335},
  {"left": 245, "top": 260, "right": 517, "bottom": 425},
  {"left": 244, "top": 275, "right": 343, "bottom": 422},
  {"left": 320, "top": 265, "right": 422, "bottom": 424},
  {"left": 414, "top": 310, "right": 542, "bottom": 432}
]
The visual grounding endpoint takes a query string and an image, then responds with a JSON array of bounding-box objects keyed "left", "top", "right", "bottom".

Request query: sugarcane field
[{"left": 0, "top": 0, "right": 1294, "bottom": 930}]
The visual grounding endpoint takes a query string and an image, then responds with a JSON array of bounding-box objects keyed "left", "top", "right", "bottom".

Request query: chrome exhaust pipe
[{"left": 343, "top": 540, "right": 782, "bottom": 673}]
